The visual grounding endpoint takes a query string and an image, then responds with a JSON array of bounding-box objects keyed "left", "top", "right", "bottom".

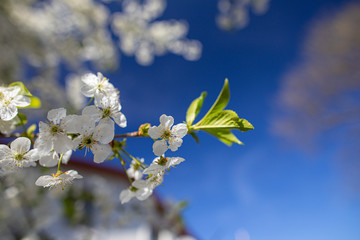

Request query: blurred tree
[{"left": 271, "top": 2, "right": 360, "bottom": 190}]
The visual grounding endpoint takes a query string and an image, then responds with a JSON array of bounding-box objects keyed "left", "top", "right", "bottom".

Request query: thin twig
[{"left": 114, "top": 131, "right": 143, "bottom": 138}]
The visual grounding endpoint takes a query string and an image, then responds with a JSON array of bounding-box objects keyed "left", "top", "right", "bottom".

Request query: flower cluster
[
  {"left": 0, "top": 85, "right": 30, "bottom": 123},
  {"left": 120, "top": 114, "right": 186, "bottom": 204},
  {"left": 112, "top": 0, "right": 202, "bottom": 66},
  {"left": 0, "top": 72, "right": 127, "bottom": 190}
]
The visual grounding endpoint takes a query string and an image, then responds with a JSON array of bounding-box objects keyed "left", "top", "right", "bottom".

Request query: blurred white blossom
[
  {"left": 217, "top": 0, "right": 270, "bottom": 31},
  {"left": 112, "top": 0, "right": 202, "bottom": 65}
]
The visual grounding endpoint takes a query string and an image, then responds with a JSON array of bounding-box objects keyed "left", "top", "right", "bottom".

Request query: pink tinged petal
[
  {"left": 10, "top": 137, "right": 31, "bottom": 154},
  {"left": 167, "top": 157, "right": 185, "bottom": 168},
  {"left": 169, "top": 138, "right": 183, "bottom": 151},
  {"left": 172, "top": 123, "right": 188, "bottom": 138},
  {"left": 47, "top": 108, "right": 66, "bottom": 124},
  {"left": 35, "top": 175, "right": 53, "bottom": 187},
  {"left": 159, "top": 114, "right": 174, "bottom": 129},
  {"left": 148, "top": 126, "right": 163, "bottom": 139},
  {"left": 113, "top": 112, "right": 127, "bottom": 128},
  {"left": 53, "top": 134, "right": 74, "bottom": 154},
  {"left": 91, "top": 144, "right": 112, "bottom": 163},
  {"left": 12, "top": 95, "right": 30, "bottom": 107},
  {"left": 93, "top": 119, "right": 114, "bottom": 144},
  {"left": 120, "top": 189, "right": 135, "bottom": 204},
  {"left": 0, "top": 104, "right": 18, "bottom": 121},
  {"left": 153, "top": 139, "right": 168, "bottom": 157},
  {"left": 143, "top": 163, "right": 164, "bottom": 175}
]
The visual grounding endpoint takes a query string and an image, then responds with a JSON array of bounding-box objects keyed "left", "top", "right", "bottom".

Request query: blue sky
[{"left": 99, "top": 0, "right": 360, "bottom": 239}]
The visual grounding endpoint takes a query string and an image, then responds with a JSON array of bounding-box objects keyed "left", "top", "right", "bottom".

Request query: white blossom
[
  {"left": 148, "top": 114, "right": 187, "bottom": 156},
  {"left": 71, "top": 116, "right": 114, "bottom": 163},
  {"left": 143, "top": 156, "right": 184, "bottom": 175},
  {"left": 126, "top": 158, "right": 144, "bottom": 180},
  {"left": 0, "top": 137, "right": 38, "bottom": 171},
  {"left": 82, "top": 96, "right": 126, "bottom": 128},
  {"left": 111, "top": 0, "right": 202, "bottom": 65},
  {"left": 80, "top": 72, "right": 117, "bottom": 102},
  {"left": 38, "top": 150, "right": 72, "bottom": 167},
  {"left": 119, "top": 184, "right": 152, "bottom": 204},
  {"left": 35, "top": 170, "right": 83, "bottom": 190},
  {"left": 0, "top": 86, "right": 30, "bottom": 121},
  {"left": 35, "top": 108, "right": 74, "bottom": 155},
  {"left": 0, "top": 117, "right": 20, "bottom": 135}
]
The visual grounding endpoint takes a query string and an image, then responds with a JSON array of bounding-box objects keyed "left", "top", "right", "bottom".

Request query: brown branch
[{"left": 114, "top": 131, "right": 144, "bottom": 138}]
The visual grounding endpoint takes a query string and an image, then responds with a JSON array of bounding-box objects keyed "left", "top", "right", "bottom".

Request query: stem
[
  {"left": 57, "top": 154, "right": 64, "bottom": 172},
  {"left": 121, "top": 149, "right": 148, "bottom": 168},
  {"left": 119, "top": 155, "right": 132, "bottom": 183},
  {"left": 18, "top": 114, "right": 29, "bottom": 139},
  {"left": 87, "top": 97, "right": 94, "bottom": 106},
  {"left": 114, "top": 131, "right": 142, "bottom": 138}
]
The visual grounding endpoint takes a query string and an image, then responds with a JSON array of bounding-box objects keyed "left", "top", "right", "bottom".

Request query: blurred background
[{"left": 1, "top": 0, "right": 360, "bottom": 239}]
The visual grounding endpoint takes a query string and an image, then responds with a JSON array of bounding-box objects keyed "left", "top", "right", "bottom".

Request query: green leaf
[
  {"left": 198, "top": 79, "right": 229, "bottom": 124},
  {"left": 26, "top": 96, "right": 41, "bottom": 109},
  {"left": 189, "top": 131, "right": 200, "bottom": 144},
  {"left": 9, "top": 82, "right": 32, "bottom": 96},
  {"left": 186, "top": 91, "right": 207, "bottom": 125},
  {"left": 203, "top": 129, "right": 243, "bottom": 146},
  {"left": 195, "top": 110, "right": 254, "bottom": 132},
  {"left": 16, "top": 113, "right": 27, "bottom": 127},
  {"left": 26, "top": 124, "right": 37, "bottom": 136}
]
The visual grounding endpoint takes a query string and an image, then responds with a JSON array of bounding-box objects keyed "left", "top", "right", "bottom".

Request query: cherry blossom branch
[{"left": 114, "top": 131, "right": 144, "bottom": 138}]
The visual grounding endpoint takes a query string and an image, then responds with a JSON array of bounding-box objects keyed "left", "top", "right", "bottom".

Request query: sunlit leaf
[
  {"left": 186, "top": 91, "right": 207, "bottom": 125},
  {"left": 203, "top": 129, "right": 243, "bottom": 146}
]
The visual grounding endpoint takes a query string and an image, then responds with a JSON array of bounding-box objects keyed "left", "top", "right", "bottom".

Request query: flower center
[
  {"left": 161, "top": 130, "right": 172, "bottom": 140},
  {"left": 132, "top": 163, "right": 140, "bottom": 170},
  {"left": 157, "top": 156, "right": 168, "bottom": 166},
  {"left": 83, "top": 136, "right": 94, "bottom": 147},
  {"left": 102, "top": 108, "right": 111, "bottom": 118},
  {"left": 14, "top": 153, "right": 23, "bottom": 161},
  {"left": 130, "top": 186, "right": 138, "bottom": 192},
  {"left": 50, "top": 125, "right": 60, "bottom": 134}
]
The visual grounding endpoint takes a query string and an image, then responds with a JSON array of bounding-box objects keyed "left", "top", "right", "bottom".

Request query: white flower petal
[
  {"left": 172, "top": 123, "right": 188, "bottom": 138},
  {"left": 12, "top": 95, "right": 31, "bottom": 107},
  {"left": 120, "top": 189, "right": 135, "bottom": 204},
  {"left": 82, "top": 105, "right": 101, "bottom": 121},
  {"left": 113, "top": 112, "right": 127, "bottom": 128},
  {"left": 91, "top": 144, "right": 112, "bottom": 163},
  {"left": 0, "top": 145, "right": 11, "bottom": 159},
  {"left": 47, "top": 108, "right": 66, "bottom": 124},
  {"left": 152, "top": 139, "right": 168, "bottom": 156},
  {"left": 169, "top": 137, "right": 183, "bottom": 151},
  {"left": 0, "top": 104, "right": 18, "bottom": 121},
  {"left": 35, "top": 175, "right": 53, "bottom": 187},
  {"left": 148, "top": 126, "right": 163, "bottom": 139},
  {"left": 93, "top": 119, "right": 114, "bottom": 144},
  {"left": 10, "top": 137, "right": 31, "bottom": 154},
  {"left": 159, "top": 114, "right": 174, "bottom": 129},
  {"left": 143, "top": 163, "right": 163, "bottom": 175},
  {"left": 167, "top": 157, "right": 185, "bottom": 168},
  {"left": 53, "top": 134, "right": 74, "bottom": 154}
]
